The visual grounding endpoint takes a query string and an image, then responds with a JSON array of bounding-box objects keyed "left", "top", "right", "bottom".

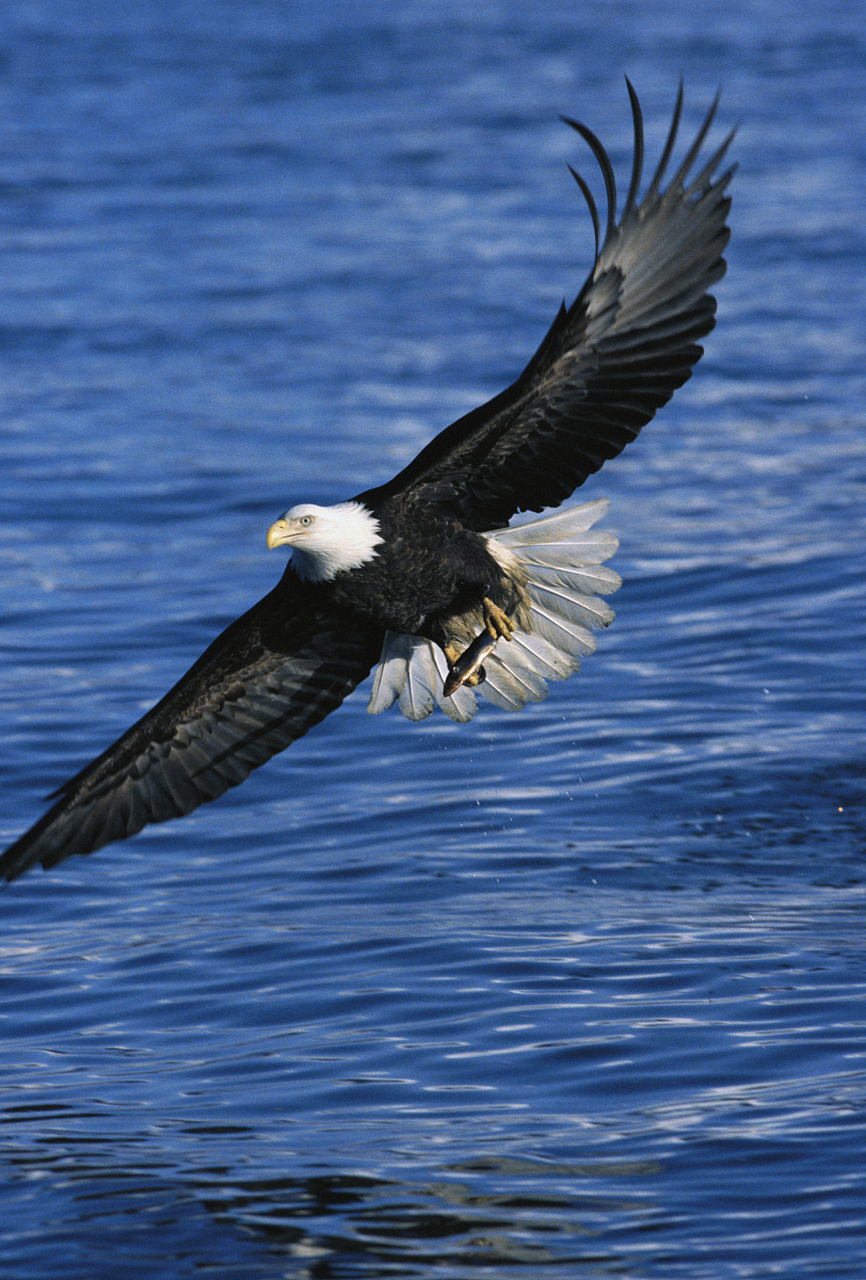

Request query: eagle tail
[{"left": 366, "top": 500, "right": 620, "bottom": 722}]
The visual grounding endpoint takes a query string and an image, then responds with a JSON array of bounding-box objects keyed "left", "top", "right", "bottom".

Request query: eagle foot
[
  {"left": 444, "top": 640, "right": 461, "bottom": 668},
  {"left": 482, "top": 598, "right": 516, "bottom": 641}
]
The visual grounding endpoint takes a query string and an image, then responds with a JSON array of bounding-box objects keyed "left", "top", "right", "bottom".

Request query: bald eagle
[{"left": 1, "top": 82, "right": 734, "bottom": 881}]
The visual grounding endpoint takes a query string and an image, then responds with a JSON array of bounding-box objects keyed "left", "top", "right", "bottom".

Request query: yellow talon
[{"left": 482, "top": 598, "right": 515, "bottom": 641}]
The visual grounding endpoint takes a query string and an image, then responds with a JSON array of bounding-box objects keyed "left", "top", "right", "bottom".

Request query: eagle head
[{"left": 266, "top": 501, "right": 383, "bottom": 582}]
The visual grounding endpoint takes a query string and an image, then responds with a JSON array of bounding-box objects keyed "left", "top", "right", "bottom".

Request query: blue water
[{"left": 1, "top": 2, "right": 864, "bottom": 1277}]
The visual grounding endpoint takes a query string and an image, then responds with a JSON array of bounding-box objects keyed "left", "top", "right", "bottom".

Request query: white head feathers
[{"left": 266, "top": 501, "right": 383, "bottom": 582}]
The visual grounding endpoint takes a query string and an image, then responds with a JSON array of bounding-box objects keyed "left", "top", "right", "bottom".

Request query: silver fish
[{"left": 443, "top": 631, "right": 498, "bottom": 697}]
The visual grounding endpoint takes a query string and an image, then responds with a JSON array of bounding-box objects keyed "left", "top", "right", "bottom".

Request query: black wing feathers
[
  {"left": 358, "top": 81, "right": 734, "bottom": 528},
  {"left": 1, "top": 576, "right": 383, "bottom": 879}
]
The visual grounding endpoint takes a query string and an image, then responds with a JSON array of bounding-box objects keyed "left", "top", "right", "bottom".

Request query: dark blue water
[{"left": 1, "top": 3, "right": 864, "bottom": 1277}]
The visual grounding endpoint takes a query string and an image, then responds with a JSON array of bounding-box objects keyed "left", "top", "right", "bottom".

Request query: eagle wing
[
  {"left": 357, "top": 82, "right": 735, "bottom": 529},
  {"left": 0, "top": 575, "right": 383, "bottom": 880}
]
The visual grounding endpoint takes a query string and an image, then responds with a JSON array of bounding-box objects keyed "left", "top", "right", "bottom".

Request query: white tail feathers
[{"left": 366, "top": 499, "right": 621, "bottom": 722}]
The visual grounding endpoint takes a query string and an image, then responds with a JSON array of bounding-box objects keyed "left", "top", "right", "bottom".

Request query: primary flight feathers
[{"left": 1, "top": 82, "right": 734, "bottom": 880}]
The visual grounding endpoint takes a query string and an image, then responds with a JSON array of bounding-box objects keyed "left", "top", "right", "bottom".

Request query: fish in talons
[{"left": 443, "top": 629, "right": 501, "bottom": 697}]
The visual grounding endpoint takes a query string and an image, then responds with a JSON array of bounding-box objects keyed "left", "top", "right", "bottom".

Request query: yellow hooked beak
[{"left": 266, "top": 518, "right": 292, "bottom": 550}]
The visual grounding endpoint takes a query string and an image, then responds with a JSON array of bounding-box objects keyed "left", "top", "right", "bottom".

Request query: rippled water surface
[{"left": 1, "top": 2, "right": 864, "bottom": 1277}]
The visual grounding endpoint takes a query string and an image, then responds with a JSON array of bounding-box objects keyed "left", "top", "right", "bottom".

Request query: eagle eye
[{"left": 299, "top": 515, "right": 313, "bottom": 527}]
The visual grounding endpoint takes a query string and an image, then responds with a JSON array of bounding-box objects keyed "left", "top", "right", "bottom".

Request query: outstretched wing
[
  {"left": 357, "top": 82, "right": 735, "bottom": 529},
  {"left": 1, "top": 573, "right": 383, "bottom": 880}
]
